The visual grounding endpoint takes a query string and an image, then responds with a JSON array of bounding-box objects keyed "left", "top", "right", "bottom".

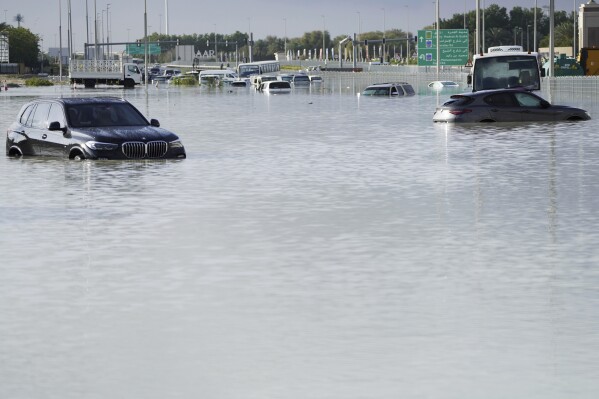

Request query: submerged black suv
[{"left": 6, "top": 97, "right": 186, "bottom": 160}]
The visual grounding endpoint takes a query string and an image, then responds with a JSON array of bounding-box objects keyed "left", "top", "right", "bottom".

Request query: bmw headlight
[
  {"left": 169, "top": 139, "right": 184, "bottom": 148},
  {"left": 85, "top": 141, "right": 118, "bottom": 151}
]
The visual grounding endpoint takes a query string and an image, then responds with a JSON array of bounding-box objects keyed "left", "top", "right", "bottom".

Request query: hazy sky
[{"left": 3, "top": 0, "right": 579, "bottom": 50}]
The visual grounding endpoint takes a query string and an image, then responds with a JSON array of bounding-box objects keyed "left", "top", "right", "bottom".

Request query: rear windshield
[
  {"left": 66, "top": 102, "right": 149, "bottom": 128},
  {"left": 443, "top": 95, "right": 474, "bottom": 106}
]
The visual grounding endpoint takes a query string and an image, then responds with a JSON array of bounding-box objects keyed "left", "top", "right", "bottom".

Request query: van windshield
[
  {"left": 472, "top": 55, "right": 541, "bottom": 91},
  {"left": 238, "top": 65, "right": 260, "bottom": 78}
]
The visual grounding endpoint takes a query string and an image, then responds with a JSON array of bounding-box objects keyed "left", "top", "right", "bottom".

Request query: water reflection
[{"left": 1, "top": 85, "right": 599, "bottom": 399}]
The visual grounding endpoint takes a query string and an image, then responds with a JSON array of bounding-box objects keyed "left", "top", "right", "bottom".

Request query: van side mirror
[
  {"left": 540, "top": 68, "right": 546, "bottom": 77},
  {"left": 467, "top": 75, "right": 472, "bottom": 85},
  {"left": 150, "top": 119, "right": 160, "bottom": 127}
]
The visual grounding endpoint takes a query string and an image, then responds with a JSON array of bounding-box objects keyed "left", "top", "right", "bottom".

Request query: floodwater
[{"left": 1, "top": 79, "right": 599, "bottom": 399}]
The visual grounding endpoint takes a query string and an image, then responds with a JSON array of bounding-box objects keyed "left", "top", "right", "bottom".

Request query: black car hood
[{"left": 70, "top": 125, "right": 179, "bottom": 143}]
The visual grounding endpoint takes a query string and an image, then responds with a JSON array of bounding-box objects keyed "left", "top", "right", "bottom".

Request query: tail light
[{"left": 449, "top": 109, "right": 473, "bottom": 115}]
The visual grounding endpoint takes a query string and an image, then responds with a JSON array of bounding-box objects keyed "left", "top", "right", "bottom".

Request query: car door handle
[{"left": 42, "top": 134, "right": 48, "bottom": 139}]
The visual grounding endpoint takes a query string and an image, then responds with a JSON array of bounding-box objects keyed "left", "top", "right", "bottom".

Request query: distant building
[
  {"left": 175, "top": 45, "right": 195, "bottom": 63},
  {"left": 0, "top": 32, "right": 8, "bottom": 63},
  {"left": 47, "top": 47, "right": 70, "bottom": 65}
]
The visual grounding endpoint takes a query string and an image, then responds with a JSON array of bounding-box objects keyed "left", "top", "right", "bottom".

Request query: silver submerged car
[
  {"left": 433, "top": 88, "right": 591, "bottom": 123},
  {"left": 362, "top": 82, "right": 415, "bottom": 97},
  {"left": 6, "top": 97, "right": 186, "bottom": 160}
]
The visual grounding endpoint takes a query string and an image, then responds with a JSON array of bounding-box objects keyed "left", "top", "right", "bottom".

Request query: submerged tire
[{"left": 70, "top": 151, "right": 85, "bottom": 161}]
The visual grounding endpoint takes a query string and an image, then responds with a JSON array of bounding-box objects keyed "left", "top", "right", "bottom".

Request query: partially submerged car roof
[{"left": 53, "top": 97, "right": 129, "bottom": 105}]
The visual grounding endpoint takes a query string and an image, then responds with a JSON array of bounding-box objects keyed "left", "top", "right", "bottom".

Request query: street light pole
[
  {"left": 214, "top": 24, "right": 217, "bottom": 62},
  {"left": 382, "top": 7, "right": 386, "bottom": 63},
  {"left": 572, "top": 0, "right": 576, "bottom": 57},
  {"left": 106, "top": 3, "right": 110, "bottom": 59},
  {"left": 356, "top": 11, "right": 361, "bottom": 62},
  {"left": 534, "top": 0, "right": 537, "bottom": 52},
  {"left": 405, "top": 5, "right": 409, "bottom": 65},
  {"left": 322, "top": 15, "right": 325, "bottom": 63},
  {"left": 283, "top": 18, "right": 287, "bottom": 56},
  {"left": 59, "top": 0, "right": 62, "bottom": 80},
  {"left": 144, "top": 0, "right": 148, "bottom": 90},
  {"left": 436, "top": 0, "right": 440, "bottom": 79}
]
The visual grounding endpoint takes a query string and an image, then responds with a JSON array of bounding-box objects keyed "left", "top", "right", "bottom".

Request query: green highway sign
[
  {"left": 126, "top": 43, "right": 161, "bottom": 56},
  {"left": 417, "top": 29, "right": 469, "bottom": 66}
]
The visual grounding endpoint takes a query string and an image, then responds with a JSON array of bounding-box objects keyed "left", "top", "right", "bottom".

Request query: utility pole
[{"left": 59, "top": 0, "right": 63, "bottom": 80}]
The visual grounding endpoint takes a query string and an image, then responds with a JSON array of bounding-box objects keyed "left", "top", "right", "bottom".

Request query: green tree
[{"left": 6, "top": 26, "right": 39, "bottom": 67}]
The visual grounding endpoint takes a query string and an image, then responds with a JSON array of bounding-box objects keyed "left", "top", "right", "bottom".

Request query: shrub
[
  {"left": 170, "top": 75, "right": 197, "bottom": 86},
  {"left": 25, "top": 77, "right": 54, "bottom": 87}
]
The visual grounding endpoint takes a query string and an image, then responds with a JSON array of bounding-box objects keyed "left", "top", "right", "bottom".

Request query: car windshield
[{"left": 66, "top": 103, "right": 149, "bottom": 128}]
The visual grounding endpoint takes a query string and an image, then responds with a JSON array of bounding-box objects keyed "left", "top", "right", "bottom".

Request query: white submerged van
[{"left": 198, "top": 69, "right": 238, "bottom": 85}]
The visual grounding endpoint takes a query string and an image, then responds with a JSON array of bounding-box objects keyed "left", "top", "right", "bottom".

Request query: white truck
[
  {"left": 467, "top": 46, "right": 545, "bottom": 92},
  {"left": 69, "top": 59, "right": 142, "bottom": 88}
]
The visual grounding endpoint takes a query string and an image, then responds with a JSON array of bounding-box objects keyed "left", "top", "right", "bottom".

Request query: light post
[
  {"left": 321, "top": 15, "right": 325, "bottom": 63},
  {"left": 59, "top": 0, "right": 62, "bottom": 80},
  {"left": 283, "top": 18, "right": 287, "bottom": 56},
  {"left": 534, "top": 0, "right": 537, "bottom": 52},
  {"left": 164, "top": 0, "right": 169, "bottom": 35},
  {"left": 382, "top": 7, "right": 386, "bottom": 63},
  {"left": 214, "top": 24, "right": 217, "bottom": 62},
  {"left": 527, "top": 24, "right": 531, "bottom": 52},
  {"left": 40, "top": 36, "right": 44, "bottom": 73},
  {"left": 356, "top": 11, "right": 361, "bottom": 62},
  {"left": 572, "top": 0, "right": 576, "bottom": 57},
  {"left": 405, "top": 5, "right": 409, "bottom": 64},
  {"left": 101, "top": 9, "right": 104, "bottom": 45},
  {"left": 106, "top": 3, "right": 110, "bottom": 59}
]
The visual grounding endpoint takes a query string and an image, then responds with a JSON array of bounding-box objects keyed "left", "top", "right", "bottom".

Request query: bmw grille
[{"left": 122, "top": 141, "right": 168, "bottom": 159}]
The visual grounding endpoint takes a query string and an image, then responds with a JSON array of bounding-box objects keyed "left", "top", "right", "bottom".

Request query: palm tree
[{"left": 14, "top": 13, "right": 24, "bottom": 28}]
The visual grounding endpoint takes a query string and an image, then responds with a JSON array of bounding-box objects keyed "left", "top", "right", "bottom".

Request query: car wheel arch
[
  {"left": 69, "top": 147, "right": 86, "bottom": 160},
  {"left": 7, "top": 145, "right": 24, "bottom": 157}
]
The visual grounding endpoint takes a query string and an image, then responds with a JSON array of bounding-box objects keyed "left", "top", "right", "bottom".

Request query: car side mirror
[
  {"left": 150, "top": 119, "right": 160, "bottom": 127},
  {"left": 540, "top": 68, "right": 546, "bottom": 78},
  {"left": 48, "top": 121, "right": 62, "bottom": 131},
  {"left": 540, "top": 100, "right": 551, "bottom": 109},
  {"left": 467, "top": 75, "right": 472, "bottom": 85}
]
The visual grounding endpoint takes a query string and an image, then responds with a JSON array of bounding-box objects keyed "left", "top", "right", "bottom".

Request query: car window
[
  {"left": 402, "top": 85, "right": 415, "bottom": 95},
  {"left": 47, "top": 104, "right": 66, "bottom": 127},
  {"left": 30, "top": 102, "right": 51, "bottom": 129},
  {"left": 514, "top": 92, "right": 544, "bottom": 108},
  {"left": 66, "top": 103, "right": 149, "bottom": 128},
  {"left": 484, "top": 93, "right": 519, "bottom": 107},
  {"left": 391, "top": 86, "right": 403, "bottom": 96},
  {"left": 19, "top": 104, "right": 34, "bottom": 125}
]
